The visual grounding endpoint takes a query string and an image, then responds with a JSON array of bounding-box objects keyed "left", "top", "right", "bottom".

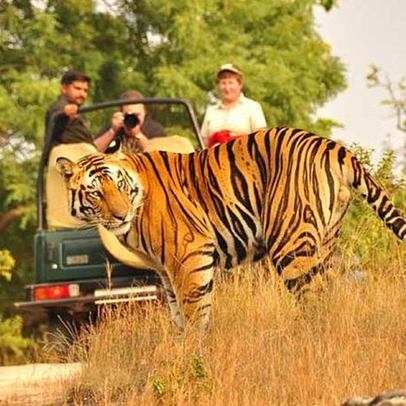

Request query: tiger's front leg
[
  {"left": 167, "top": 241, "right": 217, "bottom": 330},
  {"left": 159, "top": 272, "right": 185, "bottom": 330}
]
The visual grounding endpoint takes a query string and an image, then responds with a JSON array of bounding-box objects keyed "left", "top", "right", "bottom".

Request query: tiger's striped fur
[{"left": 56, "top": 127, "right": 406, "bottom": 329}]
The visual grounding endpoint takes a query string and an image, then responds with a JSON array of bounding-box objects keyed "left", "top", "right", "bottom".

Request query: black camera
[{"left": 123, "top": 112, "right": 140, "bottom": 129}]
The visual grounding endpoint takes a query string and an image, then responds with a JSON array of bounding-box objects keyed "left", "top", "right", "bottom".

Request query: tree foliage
[
  {"left": 0, "top": 314, "right": 31, "bottom": 365},
  {"left": 0, "top": 0, "right": 346, "bottom": 334},
  {"left": 0, "top": 250, "right": 15, "bottom": 282},
  {"left": 117, "top": 0, "right": 346, "bottom": 129}
]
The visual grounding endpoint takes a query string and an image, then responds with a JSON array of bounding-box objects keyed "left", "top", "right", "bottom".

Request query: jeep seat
[{"left": 46, "top": 142, "right": 97, "bottom": 229}]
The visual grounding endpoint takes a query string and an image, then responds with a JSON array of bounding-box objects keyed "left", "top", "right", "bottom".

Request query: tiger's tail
[{"left": 350, "top": 154, "right": 406, "bottom": 242}]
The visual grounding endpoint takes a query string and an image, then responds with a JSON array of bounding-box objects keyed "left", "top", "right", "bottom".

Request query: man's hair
[
  {"left": 61, "top": 70, "right": 91, "bottom": 85},
  {"left": 119, "top": 90, "right": 146, "bottom": 112},
  {"left": 119, "top": 90, "right": 145, "bottom": 100}
]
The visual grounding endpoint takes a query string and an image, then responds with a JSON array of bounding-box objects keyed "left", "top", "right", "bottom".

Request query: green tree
[{"left": 118, "top": 0, "right": 346, "bottom": 131}]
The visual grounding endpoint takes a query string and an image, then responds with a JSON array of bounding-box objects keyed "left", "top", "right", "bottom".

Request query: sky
[{"left": 314, "top": 0, "right": 406, "bottom": 164}]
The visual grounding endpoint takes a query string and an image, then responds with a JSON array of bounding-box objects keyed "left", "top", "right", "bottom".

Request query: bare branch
[
  {"left": 0, "top": 206, "right": 29, "bottom": 235},
  {"left": 384, "top": 73, "right": 406, "bottom": 133}
]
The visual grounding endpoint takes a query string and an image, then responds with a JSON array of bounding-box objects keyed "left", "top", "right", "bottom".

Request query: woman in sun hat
[{"left": 201, "top": 63, "right": 267, "bottom": 147}]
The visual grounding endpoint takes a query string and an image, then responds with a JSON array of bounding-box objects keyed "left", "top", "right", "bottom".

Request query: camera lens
[{"left": 124, "top": 113, "right": 140, "bottom": 129}]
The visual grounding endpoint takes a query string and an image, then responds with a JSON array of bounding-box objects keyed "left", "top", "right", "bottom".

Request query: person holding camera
[
  {"left": 103, "top": 90, "right": 197, "bottom": 154},
  {"left": 108, "top": 90, "right": 166, "bottom": 153}
]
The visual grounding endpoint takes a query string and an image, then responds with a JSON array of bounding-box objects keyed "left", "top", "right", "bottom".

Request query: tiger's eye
[{"left": 89, "top": 191, "right": 102, "bottom": 199}]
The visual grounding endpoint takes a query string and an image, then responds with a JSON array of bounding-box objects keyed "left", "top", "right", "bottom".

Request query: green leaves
[
  {"left": 118, "top": 0, "right": 346, "bottom": 130},
  {"left": 0, "top": 250, "right": 15, "bottom": 282},
  {"left": 0, "top": 315, "right": 31, "bottom": 365},
  {"left": 318, "top": 0, "right": 337, "bottom": 11}
]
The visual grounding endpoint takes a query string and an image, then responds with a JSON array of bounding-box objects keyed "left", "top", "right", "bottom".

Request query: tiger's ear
[{"left": 56, "top": 157, "right": 76, "bottom": 182}]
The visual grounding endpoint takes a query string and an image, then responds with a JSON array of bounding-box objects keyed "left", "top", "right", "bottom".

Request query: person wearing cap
[{"left": 201, "top": 63, "right": 267, "bottom": 147}]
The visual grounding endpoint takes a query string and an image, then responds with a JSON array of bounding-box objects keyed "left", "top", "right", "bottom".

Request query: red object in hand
[{"left": 208, "top": 130, "right": 242, "bottom": 147}]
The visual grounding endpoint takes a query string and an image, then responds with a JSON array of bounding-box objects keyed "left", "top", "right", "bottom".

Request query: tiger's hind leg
[
  {"left": 273, "top": 220, "right": 345, "bottom": 296},
  {"left": 282, "top": 261, "right": 328, "bottom": 295},
  {"left": 268, "top": 181, "right": 352, "bottom": 295},
  {"left": 273, "top": 254, "right": 327, "bottom": 294}
]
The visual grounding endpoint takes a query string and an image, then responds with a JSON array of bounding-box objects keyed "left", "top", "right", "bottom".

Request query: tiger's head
[{"left": 56, "top": 152, "right": 143, "bottom": 235}]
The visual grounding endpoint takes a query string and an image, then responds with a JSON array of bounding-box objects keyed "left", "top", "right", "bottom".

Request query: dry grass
[{"left": 56, "top": 249, "right": 406, "bottom": 406}]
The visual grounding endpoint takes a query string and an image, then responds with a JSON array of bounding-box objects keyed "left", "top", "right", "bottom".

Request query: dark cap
[{"left": 216, "top": 63, "right": 243, "bottom": 79}]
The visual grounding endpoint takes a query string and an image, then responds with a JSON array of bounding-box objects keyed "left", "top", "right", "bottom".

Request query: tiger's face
[{"left": 56, "top": 153, "right": 143, "bottom": 235}]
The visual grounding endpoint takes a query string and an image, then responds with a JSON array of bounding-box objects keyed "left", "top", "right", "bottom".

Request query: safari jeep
[{"left": 14, "top": 98, "right": 204, "bottom": 330}]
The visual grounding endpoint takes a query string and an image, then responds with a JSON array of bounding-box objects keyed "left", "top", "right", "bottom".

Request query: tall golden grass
[{"left": 60, "top": 238, "right": 406, "bottom": 406}]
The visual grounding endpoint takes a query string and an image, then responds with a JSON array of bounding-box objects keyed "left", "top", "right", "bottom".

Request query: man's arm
[
  {"left": 94, "top": 128, "right": 117, "bottom": 152},
  {"left": 94, "top": 111, "right": 124, "bottom": 152}
]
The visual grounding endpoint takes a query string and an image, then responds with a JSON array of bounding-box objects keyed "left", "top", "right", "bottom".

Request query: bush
[{"left": 0, "top": 315, "right": 31, "bottom": 365}]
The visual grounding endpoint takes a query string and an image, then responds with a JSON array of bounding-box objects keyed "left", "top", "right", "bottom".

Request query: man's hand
[
  {"left": 111, "top": 112, "right": 124, "bottom": 133},
  {"left": 64, "top": 104, "right": 79, "bottom": 118},
  {"left": 135, "top": 133, "right": 149, "bottom": 150}
]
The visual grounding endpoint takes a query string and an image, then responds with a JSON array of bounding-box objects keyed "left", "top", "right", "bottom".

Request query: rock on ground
[{"left": 0, "top": 363, "right": 82, "bottom": 406}]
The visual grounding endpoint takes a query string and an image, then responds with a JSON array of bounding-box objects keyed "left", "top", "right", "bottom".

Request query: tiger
[{"left": 56, "top": 127, "right": 406, "bottom": 330}]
